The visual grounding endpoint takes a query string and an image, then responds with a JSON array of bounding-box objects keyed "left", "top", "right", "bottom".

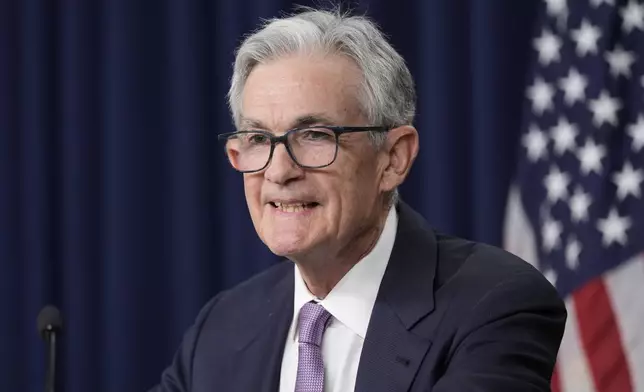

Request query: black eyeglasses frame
[{"left": 217, "top": 125, "right": 390, "bottom": 173}]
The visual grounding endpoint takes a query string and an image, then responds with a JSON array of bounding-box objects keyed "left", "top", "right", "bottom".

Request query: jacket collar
[
  {"left": 379, "top": 200, "right": 437, "bottom": 328},
  {"left": 354, "top": 200, "right": 439, "bottom": 392}
]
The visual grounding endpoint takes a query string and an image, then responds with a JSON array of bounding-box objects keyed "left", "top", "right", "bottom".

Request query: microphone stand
[
  {"left": 37, "top": 306, "right": 62, "bottom": 392},
  {"left": 44, "top": 327, "right": 57, "bottom": 392}
]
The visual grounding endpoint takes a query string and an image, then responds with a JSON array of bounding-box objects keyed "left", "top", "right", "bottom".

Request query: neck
[{"left": 294, "top": 206, "right": 391, "bottom": 299}]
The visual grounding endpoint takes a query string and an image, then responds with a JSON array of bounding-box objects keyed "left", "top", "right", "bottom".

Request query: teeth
[{"left": 274, "top": 202, "right": 312, "bottom": 212}]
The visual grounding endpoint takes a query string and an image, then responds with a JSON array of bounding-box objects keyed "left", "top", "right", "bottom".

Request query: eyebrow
[{"left": 239, "top": 113, "right": 337, "bottom": 131}]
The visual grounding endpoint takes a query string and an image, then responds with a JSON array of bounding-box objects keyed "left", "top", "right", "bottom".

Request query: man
[{"left": 150, "top": 7, "right": 566, "bottom": 392}]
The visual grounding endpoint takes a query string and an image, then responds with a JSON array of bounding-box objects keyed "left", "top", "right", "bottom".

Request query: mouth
[{"left": 269, "top": 201, "right": 320, "bottom": 213}]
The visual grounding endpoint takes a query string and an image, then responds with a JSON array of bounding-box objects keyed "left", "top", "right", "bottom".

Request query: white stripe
[
  {"left": 503, "top": 185, "right": 539, "bottom": 268},
  {"left": 558, "top": 298, "right": 597, "bottom": 392},
  {"left": 605, "top": 253, "right": 644, "bottom": 392}
]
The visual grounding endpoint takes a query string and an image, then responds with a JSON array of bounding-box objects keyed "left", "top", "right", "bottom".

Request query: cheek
[
  {"left": 334, "top": 164, "right": 379, "bottom": 213},
  {"left": 243, "top": 176, "right": 263, "bottom": 214},
  {"left": 343, "top": 156, "right": 380, "bottom": 194}
]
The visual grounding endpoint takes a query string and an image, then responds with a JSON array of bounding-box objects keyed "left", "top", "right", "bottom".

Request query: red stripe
[
  {"left": 573, "top": 278, "right": 633, "bottom": 392},
  {"left": 551, "top": 363, "right": 561, "bottom": 392}
]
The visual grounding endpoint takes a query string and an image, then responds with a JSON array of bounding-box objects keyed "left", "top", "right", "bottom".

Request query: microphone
[{"left": 37, "top": 305, "right": 63, "bottom": 392}]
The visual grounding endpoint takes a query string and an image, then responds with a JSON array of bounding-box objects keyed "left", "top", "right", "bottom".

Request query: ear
[{"left": 379, "top": 125, "right": 419, "bottom": 193}]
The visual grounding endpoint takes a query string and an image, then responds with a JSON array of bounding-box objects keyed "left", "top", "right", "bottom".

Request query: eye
[
  {"left": 300, "top": 129, "right": 334, "bottom": 141},
  {"left": 245, "top": 133, "right": 270, "bottom": 145}
]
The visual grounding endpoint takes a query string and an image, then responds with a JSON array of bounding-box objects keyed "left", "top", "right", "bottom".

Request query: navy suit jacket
[{"left": 150, "top": 201, "right": 566, "bottom": 392}]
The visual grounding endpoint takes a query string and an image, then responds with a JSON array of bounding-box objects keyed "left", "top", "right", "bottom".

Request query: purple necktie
[{"left": 294, "top": 301, "right": 332, "bottom": 392}]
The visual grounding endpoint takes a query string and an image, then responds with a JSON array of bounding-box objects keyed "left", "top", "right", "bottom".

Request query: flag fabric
[{"left": 503, "top": 0, "right": 644, "bottom": 391}]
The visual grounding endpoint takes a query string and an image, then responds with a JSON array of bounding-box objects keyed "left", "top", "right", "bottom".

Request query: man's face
[{"left": 239, "top": 54, "right": 389, "bottom": 260}]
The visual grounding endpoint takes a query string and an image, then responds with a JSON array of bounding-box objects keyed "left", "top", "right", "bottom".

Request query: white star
[
  {"left": 621, "top": 1, "right": 644, "bottom": 33},
  {"left": 522, "top": 125, "right": 549, "bottom": 161},
  {"left": 543, "top": 268, "right": 558, "bottom": 287},
  {"left": 588, "top": 90, "right": 622, "bottom": 127},
  {"left": 559, "top": 68, "right": 588, "bottom": 106},
  {"left": 571, "top": 19, "right": 602, "bottom": 56},
  {"left": 597, "top": 208, "right": 632, "bottom": 247},
  {"left": 527, "top": 78, "right": 555, "bottom": 115},
  {"left": 534, "top": 29, "right": 563, "bottom": 65},
  {"left": 569, "top": 186, "right": 592, "bottom": 223},
  {"left": 551, "top": 117, "right": 578, "bottom": 155},
  {"left": 542, "top": 217, "right": 563, "bottom": 252},
  {"left": 613, "top": 161, "right": 643, "bottom": 200},
  {"left": 627, "top": 115, "right": 644, "bottom": 152},
  {"left": 591, "top": 0, "right": 614, "bottom": 7},
  {"left": 565, "top": 237, "right": 582, "bottom": 270},
  {"left": 544, "top": 166, "right": 571, "bottom": 203},
  {"left": 577, "top": 138, "right": 606, "bottom": 175},
  {"left": 544, "top": 0, "right": 568, "bottom": 17},
  {"left": 605, "top": 45, "right": 636, "bottom": 77}
]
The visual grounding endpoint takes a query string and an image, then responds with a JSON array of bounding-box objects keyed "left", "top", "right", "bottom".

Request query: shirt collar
[{"left": 291, "top": 206, "right": 398, "bottom": 340}]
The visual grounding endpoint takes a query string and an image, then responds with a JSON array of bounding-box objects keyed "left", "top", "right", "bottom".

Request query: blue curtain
[{"left": 0, "top": 1, "right": 540, "bottom": 391}]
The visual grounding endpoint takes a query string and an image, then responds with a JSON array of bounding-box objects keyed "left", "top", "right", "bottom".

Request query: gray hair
[{"left": 228, "top": 7, "right": 413, "bottom": 206}]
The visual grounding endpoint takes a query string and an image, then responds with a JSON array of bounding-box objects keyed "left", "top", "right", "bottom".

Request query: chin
[
  {"left": 263, "top": 232, "right": 313, "bottom": 258},
  {"left": 265, "top": 238, "right": 302, "bottom": 257}
]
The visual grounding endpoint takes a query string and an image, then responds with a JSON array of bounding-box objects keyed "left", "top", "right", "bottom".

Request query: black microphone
[{"left": 37, "top": 305, "right": 63, "bottom": 392}]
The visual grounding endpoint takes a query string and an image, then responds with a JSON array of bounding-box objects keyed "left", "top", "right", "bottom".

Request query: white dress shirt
[{"left": 279, "top": 207, "right": 398, "bottom": 392}]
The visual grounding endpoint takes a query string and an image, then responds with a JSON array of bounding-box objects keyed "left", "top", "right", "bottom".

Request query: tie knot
[{"left": 297, "top": 301, "right": 331, "bottom": 346}]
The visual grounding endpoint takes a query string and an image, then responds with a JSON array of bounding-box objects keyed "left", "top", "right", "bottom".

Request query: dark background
[{"left": 0, "top": 0, "right": 541, "bottom": 391}]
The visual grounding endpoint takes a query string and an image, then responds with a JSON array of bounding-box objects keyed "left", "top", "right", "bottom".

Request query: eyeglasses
[{"left": 217, "top": 125, "right": 389, "bottom": 173}]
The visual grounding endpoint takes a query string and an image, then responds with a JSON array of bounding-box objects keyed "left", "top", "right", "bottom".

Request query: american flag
[{"left": 503, "top": 0, "right": 644, "bottom": 391}]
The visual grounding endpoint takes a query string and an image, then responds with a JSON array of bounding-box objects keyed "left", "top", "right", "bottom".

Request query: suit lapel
[
  {"left": 222, "top": 201, "right": 439, "bottom": 392},
  {"left": 355, "top": 201, "right": 439, "bottom": 392},
  {"left": 227, "top": 264, "right": 294, "bottom": 392}
]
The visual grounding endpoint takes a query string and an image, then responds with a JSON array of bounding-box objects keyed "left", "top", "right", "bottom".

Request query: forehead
[{"left": 240, "top": 54, "right": 364, "bottom": 129}]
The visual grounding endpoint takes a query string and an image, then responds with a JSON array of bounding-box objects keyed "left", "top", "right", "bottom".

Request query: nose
[{"left": 263, "top": 143, "right": 304, "bottom": 184}]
